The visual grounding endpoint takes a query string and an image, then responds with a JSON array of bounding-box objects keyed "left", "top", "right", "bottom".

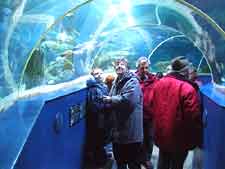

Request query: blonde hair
[{"left": 105, "top": 74, "right": 115, "bottom": 90}]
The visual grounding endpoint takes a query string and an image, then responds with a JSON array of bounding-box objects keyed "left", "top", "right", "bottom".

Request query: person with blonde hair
[{"left": 104, "top": 74, "right": 115, "bottom": 91}]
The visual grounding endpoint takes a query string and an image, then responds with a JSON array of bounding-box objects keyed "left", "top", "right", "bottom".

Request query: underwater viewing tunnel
[{"left": 0, "top": 0, "right": 225, "bottom": 169}]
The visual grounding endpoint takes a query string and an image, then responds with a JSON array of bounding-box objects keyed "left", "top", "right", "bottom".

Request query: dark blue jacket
[
  {"left": 109, "top": 72, "right": 143, "bottom": 144},
  {"left": 86, "top": 78, "right": 109, "bottom": 129}
]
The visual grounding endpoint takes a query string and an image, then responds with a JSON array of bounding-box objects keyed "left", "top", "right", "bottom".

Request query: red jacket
[
  {"left": 136, "top": 72, "right": 157, "bottom": 120},
  {"left": 151, "top": 73, "right": 202, "bottom": 152}
]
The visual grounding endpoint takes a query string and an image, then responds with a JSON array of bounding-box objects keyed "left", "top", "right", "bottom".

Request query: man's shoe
[{"left": 143, "top": 161, "right": 154, "bottom": 169}]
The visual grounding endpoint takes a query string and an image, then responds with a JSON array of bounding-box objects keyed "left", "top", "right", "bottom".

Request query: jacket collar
[
  {"left": 167, "top": 72, "right": 199, "bottom": 91},
  {"left": 135, "top": 71, "right": 156, "bottom": 84}
]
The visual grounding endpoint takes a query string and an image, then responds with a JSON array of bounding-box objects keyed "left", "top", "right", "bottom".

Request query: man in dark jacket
[
  {"left": 151, "top": 56, "right": 202, "bottom": 169},
  {"left": 135, "top": 56, "right": 157, "bottom": 169},
  {"left": 86, "top": 68, "right": 109, "bottom": 168},
  {"left": 103, "top": 58, "right": 143, "bottom": 169}
]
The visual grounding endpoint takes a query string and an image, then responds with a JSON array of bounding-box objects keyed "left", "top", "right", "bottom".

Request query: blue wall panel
[
  {"left": 15, "top": 89, "right": 87, "bottom": 169},
  {"left": 202, "top": 85, "right": 225, "bottom": 169},
  {"left": 198, "top": 74, "right": 212, "bottom": 85},
  {"left": 0, "top": 97, "right": 44, "bottom": 169}
]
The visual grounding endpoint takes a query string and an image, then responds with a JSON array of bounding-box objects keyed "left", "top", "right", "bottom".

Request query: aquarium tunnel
[{"left": 0, "top": 0, "right": 225, "bottom": 169}]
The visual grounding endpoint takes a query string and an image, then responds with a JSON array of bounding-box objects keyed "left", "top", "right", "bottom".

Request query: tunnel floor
[
  {"left": 149, "top": 146, "right": 194, "bottom": 169},
  {"left": 86, "top": 145, "right": 195, "bottom": 169}
]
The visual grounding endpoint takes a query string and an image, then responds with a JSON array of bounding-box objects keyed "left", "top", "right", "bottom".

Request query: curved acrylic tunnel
[
  {"left": 0, "top": 1, "right": 225, "bottom": 169},
  {"left": 1, "top": 0, "right": 225, "bottom": 109}
]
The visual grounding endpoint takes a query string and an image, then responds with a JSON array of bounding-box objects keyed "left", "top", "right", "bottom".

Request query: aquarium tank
[{"left": 1, "top": 0, "right": 225, "bottom": 111}]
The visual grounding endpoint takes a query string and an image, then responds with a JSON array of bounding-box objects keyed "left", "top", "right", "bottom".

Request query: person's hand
[{"left": 103, "top": 96, "right": 112, "bottom": 103}]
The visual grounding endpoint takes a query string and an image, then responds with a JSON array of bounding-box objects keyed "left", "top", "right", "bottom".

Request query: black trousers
[
  {"left": 142, "top": 119, "right": 154, "bottom": 162},
  {"left": 113, "top": 142, "right": 142, "bottom": 169},
  {"left": 85, "top": 127, "right": 107, "bottom": 167},
  {"left": 157, "top": 150, "right": 188, "bottom": 169}
]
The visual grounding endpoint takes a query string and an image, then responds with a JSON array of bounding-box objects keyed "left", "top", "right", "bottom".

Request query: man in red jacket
[
  {"left": 135, "top": 57, "right": 157, "bottom": 169},
  {"left": 151, "top": 56, "right": 202, "bottom": 169}
]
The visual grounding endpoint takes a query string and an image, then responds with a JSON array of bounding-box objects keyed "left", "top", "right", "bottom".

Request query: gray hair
[
  {"left": 136, "top": 56, "right": 150, "bottom": 68},
  {"left": 114, "top": 58, "right": 128, "bottom": 67}
]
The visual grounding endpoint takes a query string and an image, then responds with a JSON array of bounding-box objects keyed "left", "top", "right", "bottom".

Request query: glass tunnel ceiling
[{"left": 0, "top": 0, "right": 225, "bottom": 108}]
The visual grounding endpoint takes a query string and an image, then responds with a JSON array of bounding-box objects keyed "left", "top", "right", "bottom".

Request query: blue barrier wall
[
  {"left": 0, "top": 97, "right": 44, "bottom": 169},
  {"left": 14, "top": 89, "right": 87, "bottom": 169},
  {"left": 201, "top": 84, "right": 225, "bottom": 169},
  {"left": 198, "top": 74, "right": 212, "bottom": 85}
]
